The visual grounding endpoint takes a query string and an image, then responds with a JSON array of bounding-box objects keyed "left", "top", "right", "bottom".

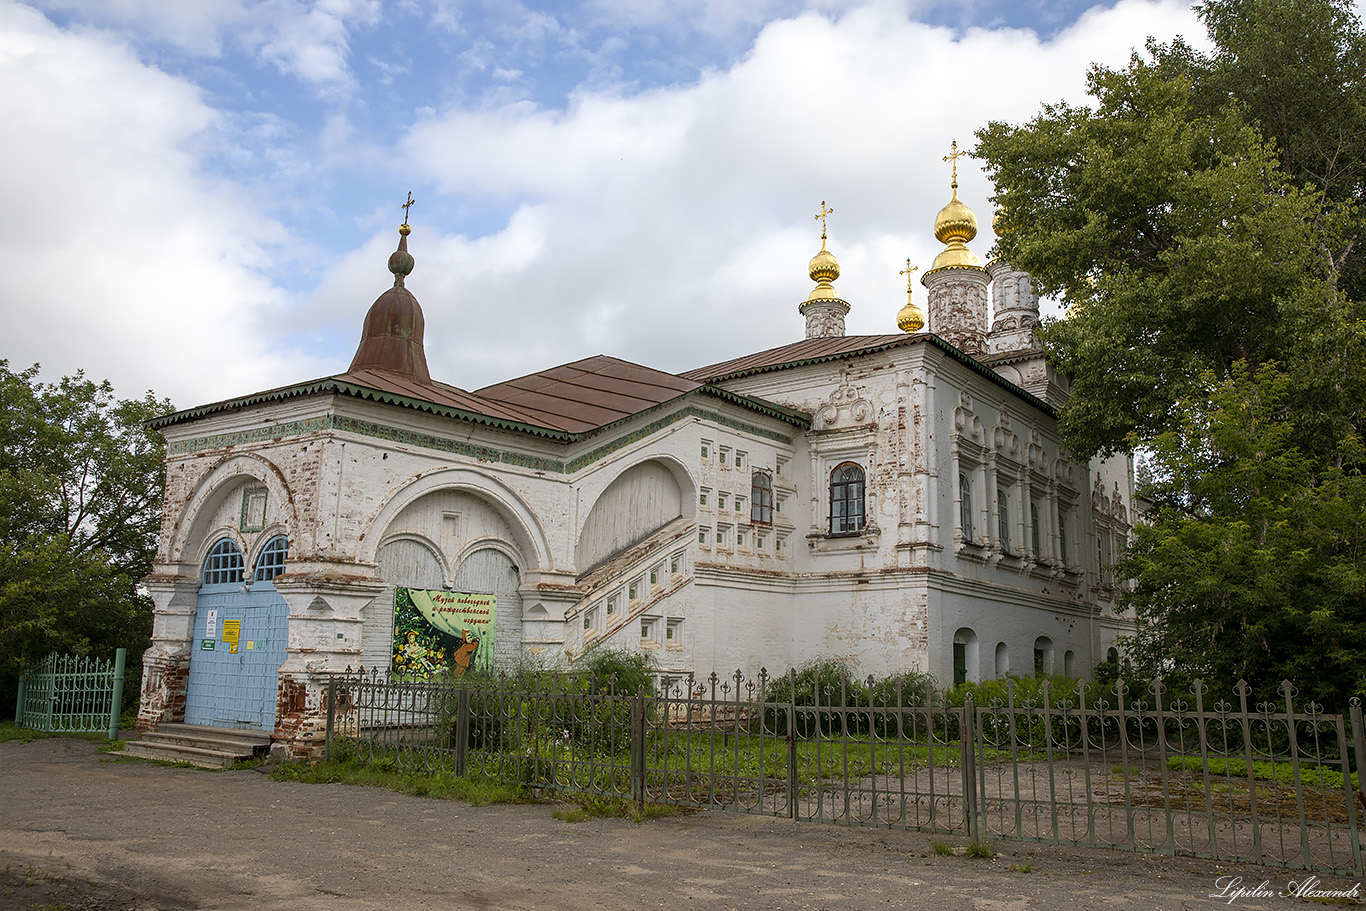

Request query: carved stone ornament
[
  {"left": 952, "top": 391, "right": 984, "bottom": 443},
  {"left": 991, "top": 411, "right": 1019, "bottom": 459},
  {"left": 812, "top": 368, "right": 874, "bottom": 430}
]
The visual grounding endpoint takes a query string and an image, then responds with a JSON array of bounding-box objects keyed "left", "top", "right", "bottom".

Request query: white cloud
[
  {"left": 338, "top": 0, "right": 1205, "bottom": 389},
  {"left": 0, "top": 1, "right": 331, "bottom": 406},
  {"left": 28, "top": 0, "right": 380, "bottom": 91}
]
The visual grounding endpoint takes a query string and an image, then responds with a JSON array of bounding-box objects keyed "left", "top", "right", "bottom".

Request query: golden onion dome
[
  {"left": 928, "top": 184, "right": 984, "bottom": 272},
  {"left": 934, "top": 185, "right": 978, "bottom": 246},
  {"left": 807, "top": 239, "right": 841, "bottom": 301},
  {"left": 897, "top": 300, "right": 925, "bottom": 333}
]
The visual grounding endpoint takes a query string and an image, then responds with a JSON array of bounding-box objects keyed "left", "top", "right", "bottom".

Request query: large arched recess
[
  {"left": 168, "top": 453, "right": 298, "bottom": 569},
  {"left": 357, "top": 467, "right": 550, "bottom": 571},
  {"left": 575, "top": 455, "right": 694, "bottom": 574}
]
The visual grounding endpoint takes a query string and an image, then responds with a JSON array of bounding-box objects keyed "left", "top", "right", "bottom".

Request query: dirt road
[{"left": 0, "top": 737, "right": 1359, "bottom": 910}]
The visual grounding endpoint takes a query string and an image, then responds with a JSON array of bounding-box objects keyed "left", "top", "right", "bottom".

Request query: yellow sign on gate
[{"left": 222, "top": 619, "right": 242, "bottom": 654}]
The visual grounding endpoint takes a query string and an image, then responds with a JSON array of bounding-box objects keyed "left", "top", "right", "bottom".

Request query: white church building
[{"left": 136, "top": 168, "right": 1135, "bottom": 754}]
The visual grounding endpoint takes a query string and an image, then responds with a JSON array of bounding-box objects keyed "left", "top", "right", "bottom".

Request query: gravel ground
[{"left": 0, "top": 737, "right": 1360, "bottom": 910}]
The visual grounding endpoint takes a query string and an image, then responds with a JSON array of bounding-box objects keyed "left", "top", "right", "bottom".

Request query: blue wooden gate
[{"left": 184, "top": 537, "right": 289, "bottom": 731}]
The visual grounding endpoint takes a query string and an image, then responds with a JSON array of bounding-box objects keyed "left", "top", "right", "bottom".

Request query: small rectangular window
[
  {"left": 649, "top": 567, "right": 659, "bottom": 586},
  {"left": 670, "top": 555, "right": 681, "bottom": 574},
  {"left": 628, "top": 582, "right": 638, "bottom": 600},
  {"left": 701, "top": 440, "right": 712, "bottom": 460},
  {"left": 735, "top": 496, "right": 746, "bottom": 515},
  {"left": 757, "top": 533, "right": 766, "bottom": 550},
  {"left": 737, "top": 531, "right": 745, "bottom": 546},
  {"left": 606, "top": 597, "right": 617, "bottom": 616},
  {"left": 666, "top": 618, "right": 683, "bottom": 646},
  {"left": 735, "top": 451, "right": 746, "bottom": 468},
  {"left": 699, "top": 528, "right": 710, "bottom": 545},
  {"left": 700, "top": 488, "right": 710, "bottom": 507},
  {"left": 718, "top": 493, "right": 727, "bottom": 510},
  {"left": 584, "top": 609, "right": 596, "bottom": 631},
  {"left": 719, "top": 448, "right": 729, "bottom": 465}
]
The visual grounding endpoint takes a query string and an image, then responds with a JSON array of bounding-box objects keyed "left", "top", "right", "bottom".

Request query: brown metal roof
[
  {"left": 474, "top": 355, "right": 701, "bottom": 434},
  {"left": 681, "top": 335, "right": 920, "bottom": 382},
  {"left": 335, "top": 368, "right": 546, "bottom": 426}
]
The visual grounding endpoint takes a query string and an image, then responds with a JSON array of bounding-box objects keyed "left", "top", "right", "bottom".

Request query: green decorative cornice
[{"left": 167, "top": 406, "right": 795, "bottom": 475}]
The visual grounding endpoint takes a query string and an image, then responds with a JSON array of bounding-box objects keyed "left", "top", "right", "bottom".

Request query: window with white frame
[
  {"left": 666, "top": 618, "right": 683, "bottom": 647},
  {"left": 698, "top": 527, "right": 710, "bottom": 545},
  {"left": 701, "top": 440, "right": 712, "bottom": 460},
  {"left": 640, "top": 617, "right": 659, "bottom": 643},
  {"left": 828, "top": 462, "right": 865, "bottom": 534},
  {"left": 735, "top": 451, "right": 746, "bottom": 468},
  {"left": 719, "top": 446, "right": 731, "bottom": 467}
]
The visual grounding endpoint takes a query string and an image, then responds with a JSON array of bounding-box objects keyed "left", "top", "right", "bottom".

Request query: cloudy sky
[{"left": 2, "top": 0, "right": 1221, "bottom": 410}]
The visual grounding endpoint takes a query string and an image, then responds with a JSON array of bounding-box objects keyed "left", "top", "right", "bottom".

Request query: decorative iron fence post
[
  {"left": 1349, "top": 698, "right": 1366, "bottom": 876},
  {"left": 633, "top": 693, "right": 647, "bottom": 814},
  {"left": 454, "top": 686, "right": 470, "bottom": 778},
  {"left": 325, "top": 675, "right": 336, "bottom": 762},
  {"left": 14, "top": 657, "right": 25, "bottom": 726},
  {"left": 961, "top": 691, "right": 979, "bottom": 843},
  {"left": 106, "top": 648, "right": 126, "bottom": 740},
  {"left": 787, "top": 667, "right": 797, "bottom": 820}
]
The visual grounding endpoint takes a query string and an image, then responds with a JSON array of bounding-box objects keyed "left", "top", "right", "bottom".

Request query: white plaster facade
[{"left": 138, "top": 209, "right": 1136, "bottom": 755}]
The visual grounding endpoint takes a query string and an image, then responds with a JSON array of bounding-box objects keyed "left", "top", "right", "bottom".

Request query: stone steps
[{"left": 122, "top": 723, "right": 272, "bottom": 768}]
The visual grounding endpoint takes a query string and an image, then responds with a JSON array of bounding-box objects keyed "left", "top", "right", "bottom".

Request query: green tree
[
  {"left": 975, "top": 0, "right": 1366, "bottom": 706},
  {"left": 0, "top": 361, "right": 172, "bottom": 718}
]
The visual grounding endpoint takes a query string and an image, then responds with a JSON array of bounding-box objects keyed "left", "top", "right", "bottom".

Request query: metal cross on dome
[
  {"left": 401, "top": 191, "right": 416, "bottom": 226},
  {"left": 814, "top": 200, "right": 834, "bottom": 239},
  {"left": 900, "top": 258, "right": 919, "bottom": 292},
  {"left": 943, "top": 140, "right": 968, "bottom": 186}
]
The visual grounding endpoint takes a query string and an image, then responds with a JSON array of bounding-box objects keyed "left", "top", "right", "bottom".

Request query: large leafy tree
[
  {"left": 0, "top": 361, "right": 172, "bottom": 718},
  {"left": 975, "top": 0, "right": 1366, "bottom": 707}
]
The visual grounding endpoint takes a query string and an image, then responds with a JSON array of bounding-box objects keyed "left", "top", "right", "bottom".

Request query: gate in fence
[
  {"left": 15, "top": 649, "right": 127, "bottom": 739},
  {"left": 326, "top": 668, "right": 1366, "bottom": 876}
]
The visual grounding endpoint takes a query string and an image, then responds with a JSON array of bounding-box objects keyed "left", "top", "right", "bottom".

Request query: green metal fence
[
  {"left": 326, "top": 667, "right": 1366, "bottom": 876},
  {"left": 15, "top": 649, "right": 126, "bottom": 739}
]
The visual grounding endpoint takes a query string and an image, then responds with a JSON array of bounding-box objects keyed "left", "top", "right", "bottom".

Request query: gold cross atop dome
[
  {"left": 815, "top": 201, "right": 834, "bottom": 241},
  {"left": 943, "top": 140, "right": 968, "bottom": 189},
  {"left": 897, "top": 257, "right": 925, "bottom": 333},
  {"left": 400, "top": 191, "right": 416, "bottom": 232},
  {"left": 900, "top": 258, "right": 919, "bottom": 292}
]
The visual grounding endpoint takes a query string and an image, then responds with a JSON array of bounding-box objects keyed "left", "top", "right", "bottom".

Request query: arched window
[
  {"left": 202, "top": 538, "right": 244, "bottom": 585},
  {"left": 829, "top": 463, "right": 865, "bottom": 534},
  {"left": 1033, "top": 636, "right": 1054, "bottom": 677},
  {"left": 997, "top": 488, "right": 1010, "bottom": 551},
  {"left": 751, "top": 471, "right": 773, "bottom": 525},
  {"left": 253, "top": 535, "right": 289, "bottom": 582},
  {"left": 959, "top": 472, "right": 974, "bottom": 542},
  {"left": 953, "top": 628, "right": 978, "bottom": 686}
]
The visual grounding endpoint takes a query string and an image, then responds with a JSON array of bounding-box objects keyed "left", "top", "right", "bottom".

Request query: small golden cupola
[
  {"left": 896, "top": 259, "right": 925, "bottom": 333},
  {"left": 799, "top": 201, "right": 852, "bottom": 339},
  {"left": 349, "top": 192, "right": 432, "bottom": 382}
]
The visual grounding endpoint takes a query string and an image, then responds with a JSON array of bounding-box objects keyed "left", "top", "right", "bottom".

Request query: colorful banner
[{"left": 392, "top": 588, "right": 496, "bottom": 679}]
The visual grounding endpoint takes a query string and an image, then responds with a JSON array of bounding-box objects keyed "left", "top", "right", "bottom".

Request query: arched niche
[
  {"left": 170, "top": 453, "right": 296, "bottom": 569},
  {"left": 358, "top": 468, "right": 548, "bottom": 572},
  {"left": 576, "top": 457, "right": 688, "bottom": 574}
]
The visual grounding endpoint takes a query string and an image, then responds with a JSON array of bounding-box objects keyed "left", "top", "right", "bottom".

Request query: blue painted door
[{"left": 184, "top": 580, "right": 289, "bottom": 730}]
